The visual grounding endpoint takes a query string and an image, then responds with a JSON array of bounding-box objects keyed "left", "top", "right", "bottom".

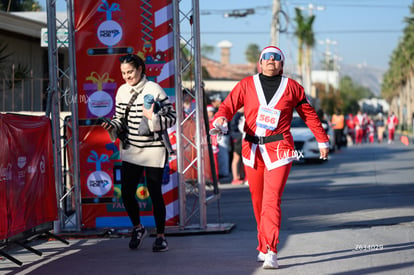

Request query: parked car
[{"left": 290, "top": 112, "right": 334, "bottom": 162}]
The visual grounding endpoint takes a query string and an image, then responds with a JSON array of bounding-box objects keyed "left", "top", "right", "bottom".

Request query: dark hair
[{"left": 119, "top": 54, "right": 146, "bottom": 76}]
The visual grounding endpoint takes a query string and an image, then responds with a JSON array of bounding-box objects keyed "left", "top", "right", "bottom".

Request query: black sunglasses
[{"left": 262, "top": 52, "right": 282, "bottom": 61}]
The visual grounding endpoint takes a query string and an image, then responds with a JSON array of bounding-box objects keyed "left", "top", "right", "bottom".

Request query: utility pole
[{"left": 270, "top": 0, "right": 281, "bottom": 46}]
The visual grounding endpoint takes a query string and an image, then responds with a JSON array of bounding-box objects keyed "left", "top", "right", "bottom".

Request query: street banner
[
  {"left": 73, "top": 0, "right": 178, "bottom": 228},
  {"left": 0, "top": 114, "right": 57, "bottom": 240}
]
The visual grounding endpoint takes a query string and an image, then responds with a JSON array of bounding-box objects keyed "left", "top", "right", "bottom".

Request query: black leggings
[{"left": 121, "top": 161, "right": 166, "bottom": 234}]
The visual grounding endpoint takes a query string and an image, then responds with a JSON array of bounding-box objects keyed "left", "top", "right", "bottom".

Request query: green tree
[
  {"left": 201, "top": 44, "right": 215, "bottom": 58},
  {"left": 339, "top": 76, "right": 374, "bottom": 114},
  {"left": 0, "top": 0, "right": 41, "bottom": 11},
  {"left": 382, "top": 5, "right": 414, "bottom": 102},
  {"left": 245, "top": 43, "right": 260, "bottom": 64},
  {"left": 245, "top": 43, "right": 260, "bottom": 73},
  {"left": 180, "top": 42, "right": 211, "bottom": 80},
  {"left": 316, "top": 76, "right": 374, "bottom": 115},
  {"left": 314, "top": 82, "right": 342, "bottom": 115}
]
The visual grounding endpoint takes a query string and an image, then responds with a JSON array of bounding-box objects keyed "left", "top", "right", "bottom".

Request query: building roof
[
  {"left": 0, "top": 11, "right": 67, "bottom": 38},
  {"left": 202, "top": 56, "right": 256, "bottom": 80},
  {"left": 0, "top": 11, "right": 45, "bottom": 38},
  {"left": 10, "top": 11, "right": 67, "bottom": 24}
]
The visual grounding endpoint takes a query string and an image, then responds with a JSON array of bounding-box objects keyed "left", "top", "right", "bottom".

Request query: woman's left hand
[{"left": 143, "top": 103, "right": 154, "bottom": 119}]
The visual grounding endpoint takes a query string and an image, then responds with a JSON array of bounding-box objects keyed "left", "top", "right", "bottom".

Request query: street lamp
[
  {"left": 318, "top": 38, "right": 338, "bottom": 94},
  {"left": 319, "top": 38, "right": 338, "bottom": 70},
  {"left": 296, "top": 3, "right": 325, "bottom": 16}
]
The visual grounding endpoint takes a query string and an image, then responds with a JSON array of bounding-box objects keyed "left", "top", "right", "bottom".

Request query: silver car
[{"left": 290, "top": 112, "right": 333, "bottom": 163}]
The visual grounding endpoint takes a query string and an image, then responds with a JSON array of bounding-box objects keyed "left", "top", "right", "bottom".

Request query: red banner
[
  {"left": 0, "top": 115, "right": 7, "bottom": 239},
  {"left": 73, "top": 0, "right": 178, "bottom": 229},
  {"left": 74, "top": 0, "right": 175, "bottom": 120},
  {"left": 0, "top": 114, "right": 57, "bottom": 240},
  {"left": 65, "top": 120, "right": 179, "bottom": 229}
]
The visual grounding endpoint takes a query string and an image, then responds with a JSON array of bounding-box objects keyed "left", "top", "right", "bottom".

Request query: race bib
[{"left": 256, "top": 106, "right": 281, "bottom": 130}]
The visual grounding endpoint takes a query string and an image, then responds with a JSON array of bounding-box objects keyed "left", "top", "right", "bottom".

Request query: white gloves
[{"left": 209, "top": 120, "right": 228, "bottom": 142}]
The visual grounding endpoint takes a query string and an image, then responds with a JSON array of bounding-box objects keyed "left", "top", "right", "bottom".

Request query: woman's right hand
[
  {"left": 209, "top": 117, "right": 228, "bottom": 141},
  {"left": 101, "top": 122, "right": 113, "bottom": 131},
  {"left": 214, "top": 117, "right": 226, "bottom": 127}
]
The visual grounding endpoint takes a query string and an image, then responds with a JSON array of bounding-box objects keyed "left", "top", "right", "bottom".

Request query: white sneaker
[
  {"left": 257, "top": 251, "right": 266, "bottom": 262},
  {"left": 262, "top": 250, "right": 279, "bottom": 269}
]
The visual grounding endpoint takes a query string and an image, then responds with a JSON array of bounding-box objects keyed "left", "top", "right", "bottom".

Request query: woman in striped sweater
[{"left": 102, "top": 54, "right": 176, "bottom": 252}]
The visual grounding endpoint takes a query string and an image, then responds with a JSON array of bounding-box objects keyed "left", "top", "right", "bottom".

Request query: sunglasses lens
[{"left": 262, "top": 52, "right": 281, "bottom": 61}]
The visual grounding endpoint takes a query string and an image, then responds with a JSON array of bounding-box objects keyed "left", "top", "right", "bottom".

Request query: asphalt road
[{"left": 1, "top": 140, "right": 414, "bottom": 275}]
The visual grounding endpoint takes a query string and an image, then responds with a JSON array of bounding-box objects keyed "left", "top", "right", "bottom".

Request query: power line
[
  {"left": 200, "top": 2, "right": 409, "bottom": 16},
  {"left": 315, "top": 29, "right": 404, "bottom": 34},
  {"left": 288, "top": 1, "right": 410, "bottom": 9},
  {"left": 312, "top": 4, "right": 409, "bottom": 8},
  {"left": 194, "top": 29, "right": 403, "bottom": 35}
]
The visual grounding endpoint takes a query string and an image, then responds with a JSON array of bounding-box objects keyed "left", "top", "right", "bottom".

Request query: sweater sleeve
[
  {"left": 147, "top": 83, "right": 177, "bottom": 132},
  {"left": 107, "top": 85, "right": 128, "bottom": 142}
]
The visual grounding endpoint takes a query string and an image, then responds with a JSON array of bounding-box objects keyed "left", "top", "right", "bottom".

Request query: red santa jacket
[
  {"left": 213, "top": 74, "right": 329, "bottom": 170},
  {"left": 387, "top": 114, "right": 398, "bottom": 130},
  {"left": 353, "top": 114, "right": 366, "bottom": 130}
]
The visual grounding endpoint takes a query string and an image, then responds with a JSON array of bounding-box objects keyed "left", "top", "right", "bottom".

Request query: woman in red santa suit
[
  {"left": 387, "top": 111, "right": 399, "bottom": 144},
  {"left": 353, "top": 110, "right": 365, "bottom": 144},
  {"left": 210, "top": 46, "right": 329, "bottom": 269}
]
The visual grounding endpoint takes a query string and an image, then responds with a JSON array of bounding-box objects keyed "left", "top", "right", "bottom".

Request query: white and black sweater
[{"left": 111, "top": 76, "right": 176, "bottom": 168}]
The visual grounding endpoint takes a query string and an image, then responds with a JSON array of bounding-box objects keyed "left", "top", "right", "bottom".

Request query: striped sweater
[{"left": 111, "top": 76, "right": 176, "bottom": 168}]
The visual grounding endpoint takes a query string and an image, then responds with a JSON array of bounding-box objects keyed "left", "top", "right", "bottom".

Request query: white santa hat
[
  {"left": 259, "top": 46, "right": 285, "bottom": 63},
  {"left": 259, "top": 46, "right": 285, "bottom": 75}
]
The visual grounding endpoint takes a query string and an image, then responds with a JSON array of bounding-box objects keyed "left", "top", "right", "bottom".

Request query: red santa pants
[
  {"left": 388, "top": 128, "right": 395, "bottom": 141},
  {"left": 355, "top": 128, "right": 363, "bottom": 144},
  {"left": 245, "top": 151, "right": 292, "bottom": 254},
  {"left": 369, "top": 134, "right": 374, "bottom": 143}
]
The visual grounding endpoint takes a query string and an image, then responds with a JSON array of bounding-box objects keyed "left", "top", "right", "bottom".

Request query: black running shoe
[
  {"left": 152, "top": 237, "right": 168, "bottom": 252},
  {"left": 129, "top": 226, "right": 147, "bottom": 249}
]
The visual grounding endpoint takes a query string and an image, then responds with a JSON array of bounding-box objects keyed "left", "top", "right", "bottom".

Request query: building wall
[
  {"left": 0, "top": 31, "right": 47, "bottom": 78},
  {"left": 0, "top": 30, "right": 50, "bottom": 112}
]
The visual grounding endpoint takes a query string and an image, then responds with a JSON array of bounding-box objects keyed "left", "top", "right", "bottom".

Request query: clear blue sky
[{"left": 40, "top": 0, "right": 413, "bottom": 71}]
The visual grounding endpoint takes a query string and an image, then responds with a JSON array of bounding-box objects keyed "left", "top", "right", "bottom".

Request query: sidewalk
[{"left": 1, "top": 142, "right": 414, "bottom": 275}]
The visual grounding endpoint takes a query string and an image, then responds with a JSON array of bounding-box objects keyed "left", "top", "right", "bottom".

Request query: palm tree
[
  {"left": 294, "top": 8, "right": 305, "bottom": 79},
  {"left": 381, "top": 4, "right": 414, "bottom": 130},
  {"left": 294, "top": 8, "right": 315, "bottom": 97},
  {"left": 303, "top": 15, "right": 316, "bottom": 97},
  {"left": 382, "top": 5, "right": 414, "bottom": 100},
  {"left": 245, "top": 44, "right": 260, "bottom": 64},
  {"left": 201, "top": 44, "right": 215, "bottom": 57},
  {"left": 245, "top": 43, "right": 260, "bottom": 73}
]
